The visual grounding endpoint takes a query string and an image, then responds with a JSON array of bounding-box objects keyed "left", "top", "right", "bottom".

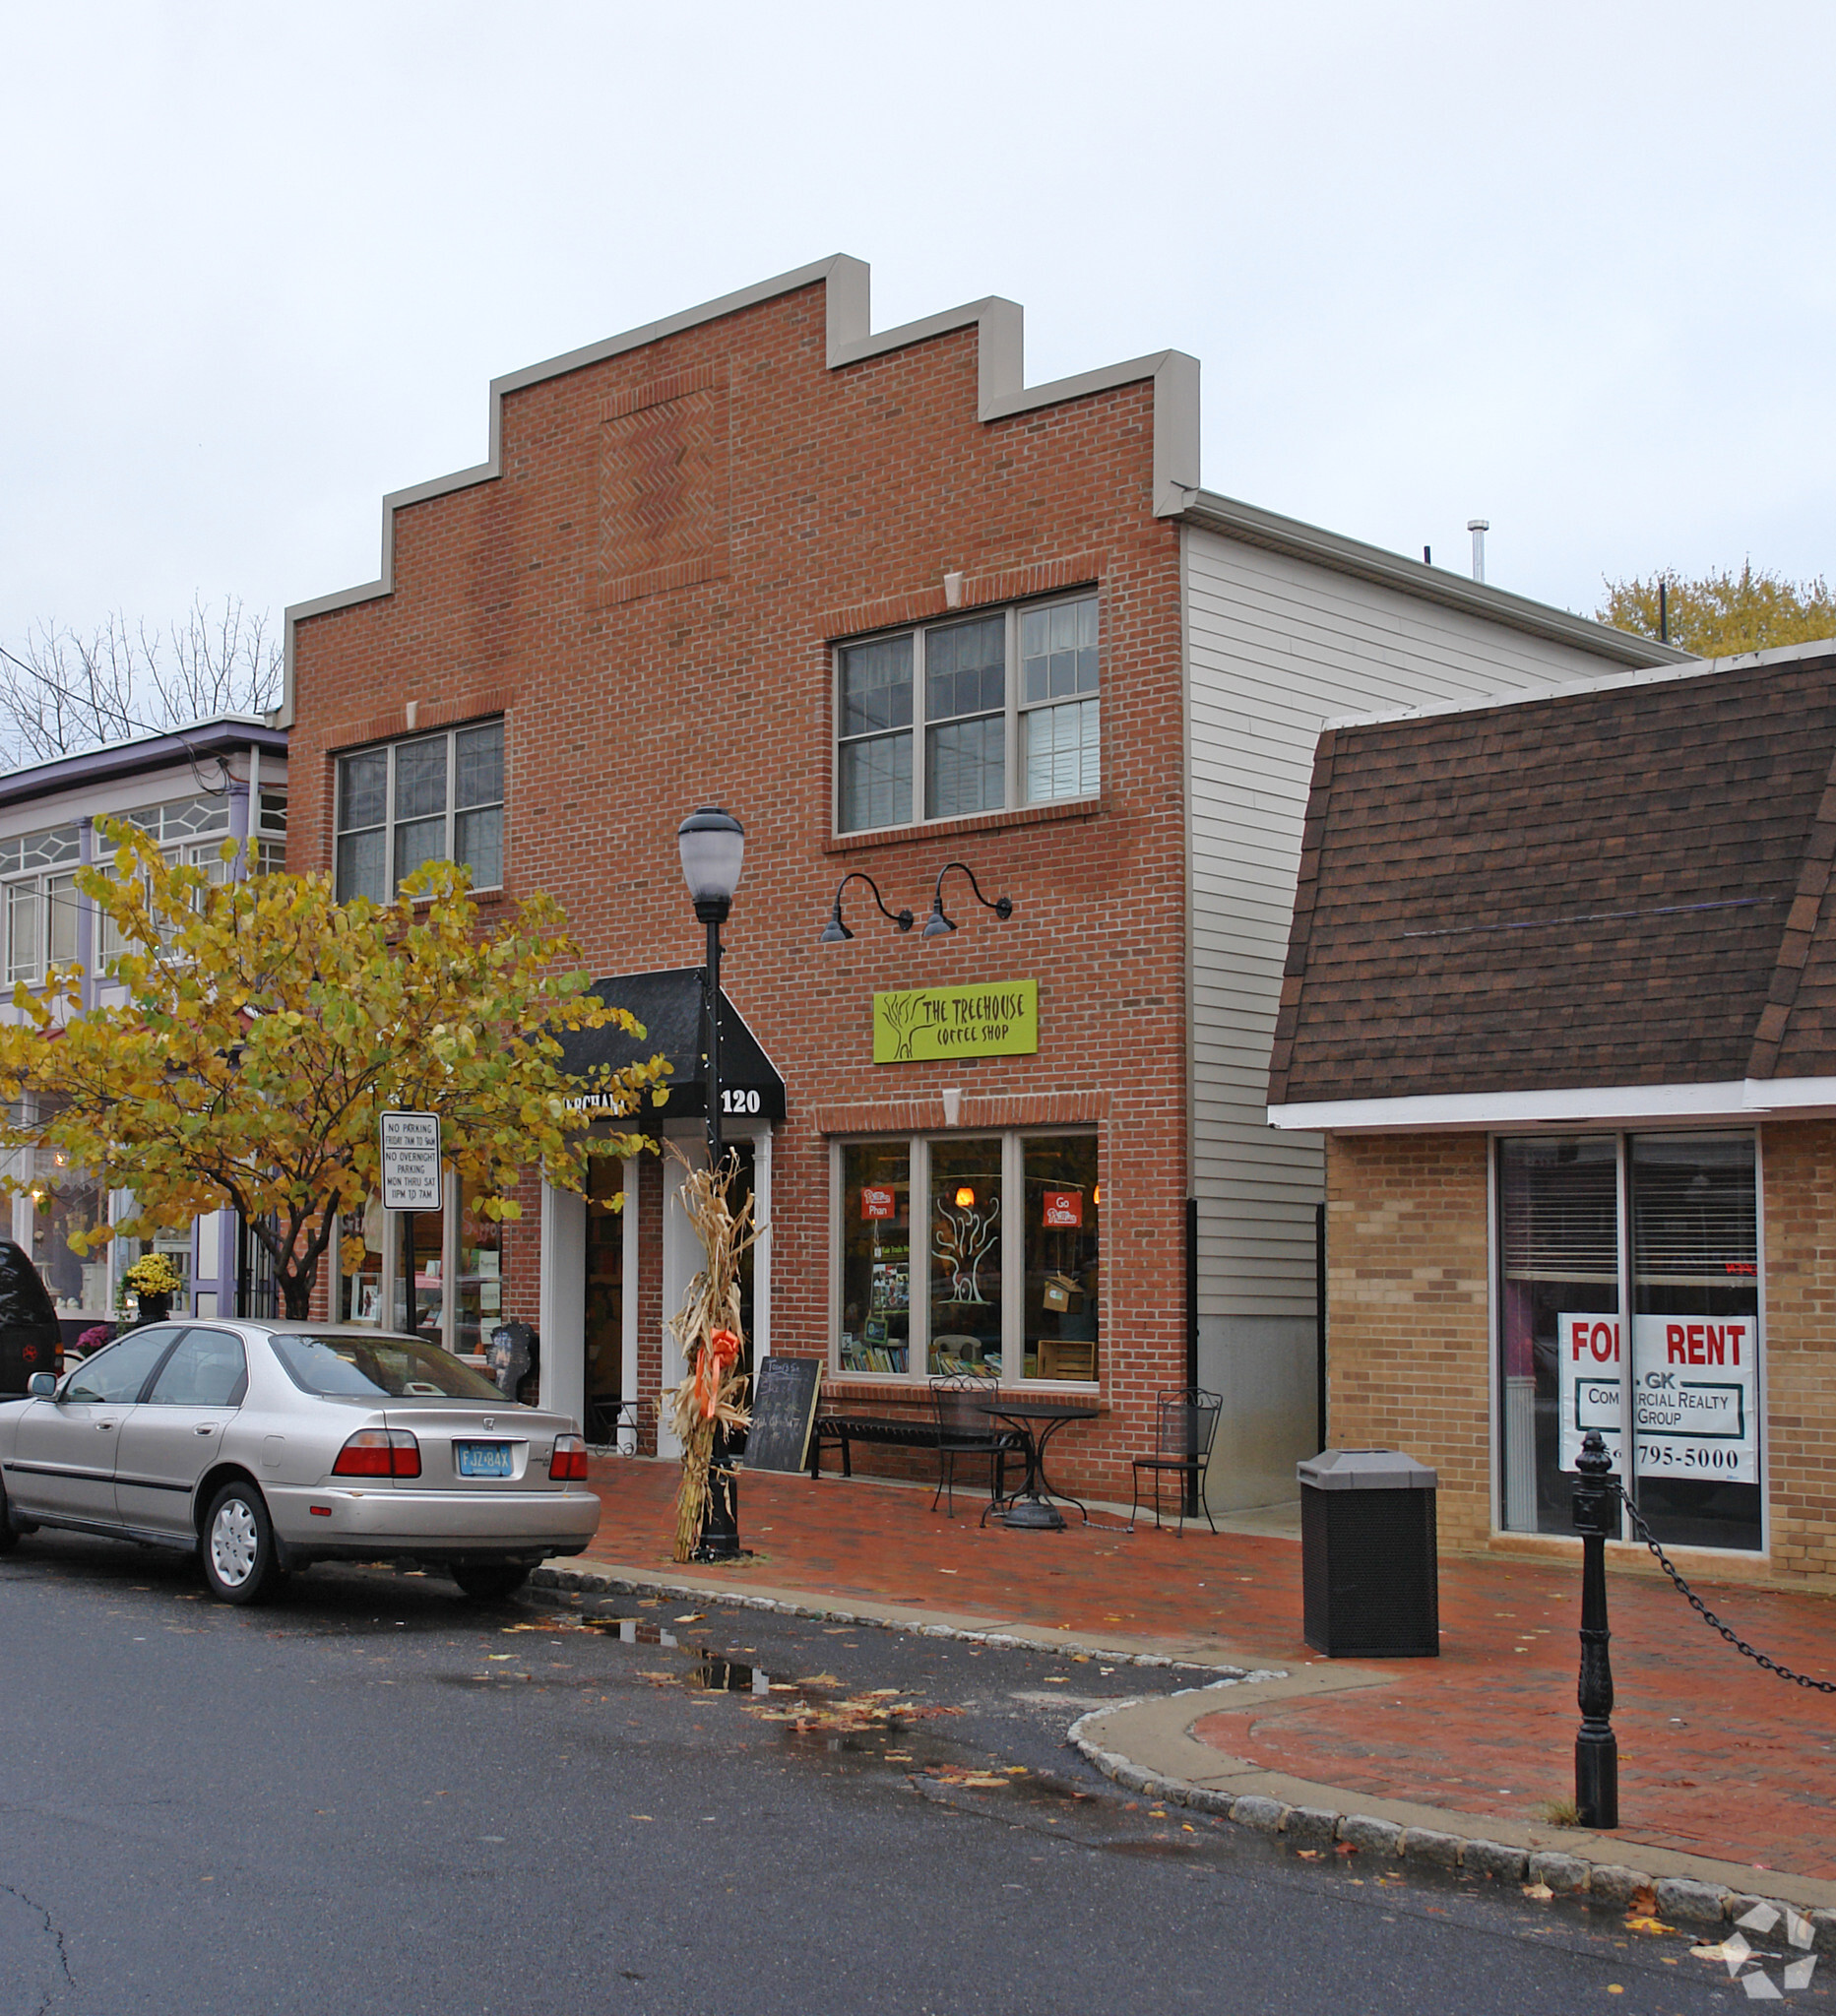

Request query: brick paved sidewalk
[{"left": 577, "top": 1454, "right": 1836, "bottom": 1878}]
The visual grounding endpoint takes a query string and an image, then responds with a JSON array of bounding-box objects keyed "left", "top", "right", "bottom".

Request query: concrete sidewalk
[{"left": 559, "top": 1453, "right": 1836, "bottom": 1914}]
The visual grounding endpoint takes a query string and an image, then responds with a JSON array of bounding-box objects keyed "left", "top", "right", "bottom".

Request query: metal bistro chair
[
  {"left": 929, "top": 1373, "right": 1021, "bottom": 1521},
  {"left": 1129, "top": 1389, "right": 1224, "bottom": 1536}
]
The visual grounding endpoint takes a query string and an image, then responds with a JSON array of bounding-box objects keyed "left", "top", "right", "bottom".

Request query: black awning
[{"left": 555, "top": 967, "right": 786, "bottom": 1122}]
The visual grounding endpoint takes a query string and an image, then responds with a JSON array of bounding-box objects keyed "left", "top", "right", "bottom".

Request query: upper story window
[
  {"left": 1, "top": 824, "right": 80, "bottom": 985},
  {"left": 335, "top": 722, "right": 504, "bottom": 902},
  {"left": 835, "top": 593, "right": 1100, "bottom": 835},
  {"left": 255, "top": 789, "right": 287, "bottom": 877}
]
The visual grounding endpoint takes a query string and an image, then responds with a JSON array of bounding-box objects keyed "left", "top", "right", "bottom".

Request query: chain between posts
[{"left": 1609, "top": 1479, "right": 1836, "bottom": 1694}]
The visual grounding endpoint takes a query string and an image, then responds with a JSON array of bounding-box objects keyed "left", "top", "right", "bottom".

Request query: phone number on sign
[{"left": 1636, "top": 1442, "right": 1745, "bottom": 1471}]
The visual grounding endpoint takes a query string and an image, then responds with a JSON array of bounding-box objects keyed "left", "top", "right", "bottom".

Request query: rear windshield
[{"left": 269, "top": 1333, "right": 505, "bottom": 1402}]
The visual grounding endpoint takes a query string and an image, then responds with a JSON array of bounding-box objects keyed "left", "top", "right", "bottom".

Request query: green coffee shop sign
[{"left": 872, "top": 980, "right": 1039, "bottom": 1064}]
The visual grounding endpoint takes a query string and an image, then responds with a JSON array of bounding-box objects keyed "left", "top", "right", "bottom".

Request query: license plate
[{"left": 456, "top": 1441, "right": 513, "bottom": 1478}]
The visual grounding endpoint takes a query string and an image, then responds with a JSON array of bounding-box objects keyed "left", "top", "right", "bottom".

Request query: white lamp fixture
[{"left": 676, "top": 805, "right": 745, "bottom": 918}]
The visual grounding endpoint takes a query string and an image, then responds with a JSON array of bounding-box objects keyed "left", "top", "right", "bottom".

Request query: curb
[
  {"left": 530, "top": 1561, "right": 1252, "bottom": 1672},
  {"left": 1066, "top": 1703, "right": 1836, "bottom": 1953}
]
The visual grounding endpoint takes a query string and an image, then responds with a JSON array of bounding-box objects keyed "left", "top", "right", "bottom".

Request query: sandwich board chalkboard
[{"left": 743, "top": 1355, "right": 823, "bottom": 1475}]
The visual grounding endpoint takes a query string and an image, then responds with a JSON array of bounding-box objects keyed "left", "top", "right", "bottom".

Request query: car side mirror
[{"left": 27, "top": 1372, "right": 58, "bottom": 1398}]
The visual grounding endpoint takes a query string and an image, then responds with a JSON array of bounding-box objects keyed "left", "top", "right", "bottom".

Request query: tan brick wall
[
  {"left": 1327, "top": 1123, "right": 1835, "bottom": 1587},
  {"left": 1761, "top": 1121, "right": 1836, "bottom": 1584},
  {"left": 1325, "top": 1133, "right": 1492, "bottom": 1548}
]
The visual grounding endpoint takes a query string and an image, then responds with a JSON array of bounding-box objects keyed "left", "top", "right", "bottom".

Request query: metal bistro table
[{"left": 975, "top": 1398, "right": 1099, "bottom": 1531}]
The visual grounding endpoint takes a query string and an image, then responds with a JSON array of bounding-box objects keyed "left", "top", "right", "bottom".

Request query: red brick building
[
  {"left": 281, "top": 257, "right": 1676, "bottom": 1508},
  {"left": 1270, "top": 640, "right": 1836, "bottom": 1587}
]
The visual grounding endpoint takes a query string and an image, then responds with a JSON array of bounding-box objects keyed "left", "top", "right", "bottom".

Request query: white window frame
[
  {"left": 1488, "top": 1125, "right": 1767, "bottom": 1557},
  {"left": 829, "top": 1126, "right": 1101, "bottom": 1389},
  {"left": 833, "top": 592, "right": 1101, "bottom": 837},
  {"left": 0, "top": 825, "right": 82, "bottom": 987},
  {"left": 334, "top": 721, "right": 505, "bottom": 902}
]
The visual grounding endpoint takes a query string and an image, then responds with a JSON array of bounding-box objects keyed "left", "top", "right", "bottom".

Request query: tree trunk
[{"left": 279, "top": 1267, "right": 314, "bottom": 1320}]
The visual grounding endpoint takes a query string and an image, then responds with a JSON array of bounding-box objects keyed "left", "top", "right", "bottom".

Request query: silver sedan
[{"left": 0, "top": 1320, "right": 601, "bottom": 1605}]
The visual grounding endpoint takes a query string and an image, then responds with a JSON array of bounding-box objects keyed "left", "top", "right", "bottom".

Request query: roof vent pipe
[{"left": 1467, "top": 520, "right": 1489, "bottom": 584}]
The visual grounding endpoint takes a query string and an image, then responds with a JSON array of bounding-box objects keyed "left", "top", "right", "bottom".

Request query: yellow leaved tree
[
  {"left": 0, "top": 825, "right": 666, "bottom": 1318},
  {"left": 1599, "top": 564, "right": 1836, "bottom": 659}
]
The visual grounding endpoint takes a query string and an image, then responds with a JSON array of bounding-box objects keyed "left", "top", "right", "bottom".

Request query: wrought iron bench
[{"left": 808, "top": 1413, "right": 940, "bottom": 1479}]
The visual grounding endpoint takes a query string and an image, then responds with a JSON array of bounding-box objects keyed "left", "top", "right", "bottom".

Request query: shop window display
[
  {"left": 840, "top": 1143, "right": 911, "bottom": 1374},
  {"left": 834, "top": 1131, "right": 1100, "bottom": 1384},
  {"left": 1496, "top": 1132, "right": 1760, "bottom": 1551},
  {"left": 1023, "top": 1136, "right": 1100, "bottom": 1382},
  {"left": 928, "top": 1138, "right": 1003, "bottom": 1375}
]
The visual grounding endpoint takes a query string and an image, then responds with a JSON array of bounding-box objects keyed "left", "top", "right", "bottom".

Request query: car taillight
[
  {"left": 332, "top": 1428, "right": 421, "bottom": 1479},
  {"left": 549, "top": 1435, "right": 589, "bottom": 1481}
]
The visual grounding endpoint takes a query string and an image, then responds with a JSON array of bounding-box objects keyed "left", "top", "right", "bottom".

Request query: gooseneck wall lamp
[
  {"left": 922, "top": 861, "right": 1014, "bottom": 939},
  {"left": 819, "top": 871, "right": 914, "bottom": 945}
]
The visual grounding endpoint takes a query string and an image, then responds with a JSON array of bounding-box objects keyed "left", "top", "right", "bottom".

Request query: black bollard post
[
  {"left": 1571, "top": 1428, "right": 1619, "bottom": 1829},
  {"left": 694, "top": 1421, "right": 741, "bottom": 1561}
]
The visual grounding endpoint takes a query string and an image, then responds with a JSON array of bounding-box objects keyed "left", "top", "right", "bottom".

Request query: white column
[{"left": 538, "top": 1178, "right": 587, "bottom": 1433}]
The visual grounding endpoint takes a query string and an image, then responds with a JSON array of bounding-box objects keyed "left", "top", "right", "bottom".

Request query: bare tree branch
[{"left": 0, "top": 595, "right": 282, "bottom": 770}]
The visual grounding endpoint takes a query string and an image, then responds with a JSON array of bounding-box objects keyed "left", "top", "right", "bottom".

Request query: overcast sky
[{"left": 3, "top": 0, "right": 1831, "bottom": 654}]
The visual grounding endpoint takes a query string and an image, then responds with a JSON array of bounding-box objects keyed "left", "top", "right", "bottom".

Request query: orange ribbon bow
[{"left": 695, "top": 1327, "right": 742, "bottom": 1419}]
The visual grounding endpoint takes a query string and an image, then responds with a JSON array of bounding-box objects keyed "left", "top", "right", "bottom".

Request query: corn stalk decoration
[{"left": 663, "top": 1147, "right": 760, "bottom": 1562}]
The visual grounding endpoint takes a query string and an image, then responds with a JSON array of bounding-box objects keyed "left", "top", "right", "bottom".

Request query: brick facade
[
  {"left": 286, "top": 273, "right": 1187, "bottom": 1504},
  {"left": 1760, "top": 1122, "right": 1836, "bottom": 1586},
  {"left": 1325, "top": 1133, "right": 1492, "bottom": 1550},
  {"left": 1326, "top": 1127, "right": 1836, "bottom": 1590}
]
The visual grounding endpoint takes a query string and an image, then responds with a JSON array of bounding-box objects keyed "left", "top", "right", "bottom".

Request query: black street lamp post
[
  {"left": 1571, "top": 1428, "right": 1619, "bottom": 1828},
  {"left": 676, "top": 805, "right": 746, "bottom": 1562}
]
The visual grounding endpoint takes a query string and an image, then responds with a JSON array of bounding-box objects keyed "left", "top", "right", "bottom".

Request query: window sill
[{"left": 825, "top": 795, "right": 1103, "bottom": 855}]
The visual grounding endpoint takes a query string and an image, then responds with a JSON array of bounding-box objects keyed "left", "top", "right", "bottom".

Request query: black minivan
[{"left": 0, "top": 1241, "right": 63, "bottom": 1396}]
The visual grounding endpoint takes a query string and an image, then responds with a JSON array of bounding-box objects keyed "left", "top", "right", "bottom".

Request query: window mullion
[
  {"left": 910, "top": 1133, "right": 929, "bottom": 1385},
  {"left": 1004, "top": 607, "right": 1018, "bottom": 812},
  {"left": 913, "top": 626, "right": 926, "bottom": 828},
  {"left": 1002, "top": 1131, "right": 1023, "bottom": 1380}
]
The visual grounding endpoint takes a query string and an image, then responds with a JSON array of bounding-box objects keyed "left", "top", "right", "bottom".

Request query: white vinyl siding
[{"left": 1182, "top": 525, "right": 1671, "bottom": 1324}]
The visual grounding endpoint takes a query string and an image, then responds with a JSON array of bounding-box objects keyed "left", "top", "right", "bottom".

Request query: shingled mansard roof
[{"left": 1267, "top": 639, "right": 1836, "bottom": 1130}]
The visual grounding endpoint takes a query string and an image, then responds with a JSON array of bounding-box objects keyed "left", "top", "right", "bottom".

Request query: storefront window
[
  {"left": 1497, "top": 1137, "right": 1618, "bottom": 1537},
  {"left": 453, "top": 1178, "right": 503, "bottom": 1354},
  {"left": 1630, "top": 1134, "right": 1759, "bottom": 1551},
  {"left": 929, "top": 1138, "right": 1003, "bottom": 1374},
  {"left": 1496, "top": 1132, "right": 1760, "bottom": 1551},
  {"left": 338, "top": 1198, "right": 385, "bottom": 1323},
  {"left": 394, "top": 1202, "right": 444, "bottom": 1338},
  {"left": 584, "top": 1155, "right": 626, "bottom": 1440},
  {"left": 32, "top": 1168, "right": 111, "bottom": 1316},
  {"left": 835, "top": 1131, "right": 1100, "bottom": 1384},
  {"left": 840, "top": 1143, "right": 911, "bottom": 1374},
  {"left": 1023, "top": 1136, "right": 1099, "bottom": 1383}
]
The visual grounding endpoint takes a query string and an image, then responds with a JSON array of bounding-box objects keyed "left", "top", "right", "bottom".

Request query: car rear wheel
[
  {"left": 452, "top": 1563, "right": 532, "bottom": 1603},
  {"left": 0, "top": 1478, "right": 18, "bottom": 1553},
  {"left": 200, "top": 1481, "right": 285, "bottom": 1606}
]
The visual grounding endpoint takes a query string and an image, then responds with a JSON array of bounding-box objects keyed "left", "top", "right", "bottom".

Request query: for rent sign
[{"left": 1557, "top": 1311, "right": 1757, "bottom": 1481}]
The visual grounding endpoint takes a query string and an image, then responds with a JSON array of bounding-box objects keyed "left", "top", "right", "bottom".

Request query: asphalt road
[{"left": 0, "top": 1530, "right": 1768, "bottom": 2016}]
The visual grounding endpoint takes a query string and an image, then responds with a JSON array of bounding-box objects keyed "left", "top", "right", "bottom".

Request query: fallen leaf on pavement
[
  {"left": 1627, "top": 1885, "right": 1659, "bottom": 1916},
  {"left": 1624, "top": 1917, "right": 1674, "bottom": 1935},
  {"left": 1523, "top": 1883, "right": 1554, "bottom": 1902}
]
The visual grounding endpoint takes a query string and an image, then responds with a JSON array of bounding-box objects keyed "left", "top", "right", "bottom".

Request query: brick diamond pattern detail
[{"left": 598, "top": 374, "right": 730, "bottom": 604}]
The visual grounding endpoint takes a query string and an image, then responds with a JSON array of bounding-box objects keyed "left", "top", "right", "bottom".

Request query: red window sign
[
  {"left": 1042, "top": 1189, "right": 1083, "bottom": 1228},
  {"left": 860, "top": 1186, "right": 896, "bottom": 1220}
]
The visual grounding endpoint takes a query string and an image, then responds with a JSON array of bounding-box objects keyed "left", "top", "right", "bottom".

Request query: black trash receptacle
[{"left": 1298, "top": 1448, "right": 1439, "bottom": 1658}]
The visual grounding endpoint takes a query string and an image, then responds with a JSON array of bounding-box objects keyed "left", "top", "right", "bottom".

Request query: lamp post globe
[{"left": 677, "top": 805, "right": 745, "bottom": 918}]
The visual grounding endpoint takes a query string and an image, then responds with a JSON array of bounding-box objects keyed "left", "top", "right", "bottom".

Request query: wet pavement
[
  {"left": 0, "top": 1527, "right": 1792, "bottom": 2013},
  {"left": 571, "top": 1456, "right": 1836, "bottom": 1878}
]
